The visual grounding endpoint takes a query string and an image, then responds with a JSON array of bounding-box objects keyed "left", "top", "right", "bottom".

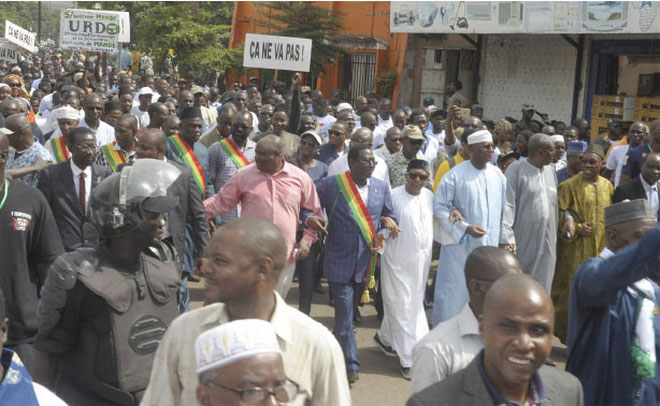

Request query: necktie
[{"left": 79, "top": 172, "right": 87, "bottom": 214}]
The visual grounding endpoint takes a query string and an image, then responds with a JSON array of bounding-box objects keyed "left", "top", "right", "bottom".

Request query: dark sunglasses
[
  {"left": 8, "top": 83, "right": 21, "bottom": 88},
  {"left": 300, "top": 139, "right": 319, "bottom": 148},
  {"left": 407, "top": 173, "right": 429, "bottom": 181},
  {"left": 409, "top": 139, "right": 425, "bottom": 146},
  {"left": 328, "top": 130, "right": 344, "bottom": 136}
]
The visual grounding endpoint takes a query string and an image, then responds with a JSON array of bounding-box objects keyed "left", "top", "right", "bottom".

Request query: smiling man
[{"left": 408, "top": 274, "right": 583, "bottom": 405}]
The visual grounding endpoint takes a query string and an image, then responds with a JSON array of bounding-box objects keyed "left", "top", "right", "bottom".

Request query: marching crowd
[{"left": 1, "top": 46, "right": 660, "bottom": 406}]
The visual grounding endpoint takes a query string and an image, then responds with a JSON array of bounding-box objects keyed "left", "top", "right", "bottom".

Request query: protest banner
[
  {"left": 0, "top": 40, "right": 17, "bottom": 64},
  {"left": 60, "top": 9, "right": 130, "bottom": 53},
  {"left": 243, "top": 33, "right": 312, "bottom": 72},
  {"left": 4, "top": 20, "right": 37, "bottom": 53}
]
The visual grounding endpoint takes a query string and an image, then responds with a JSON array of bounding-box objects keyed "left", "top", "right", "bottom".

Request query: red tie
[{"left": 79, "top": 172, "right": 86, "bottom": 214}]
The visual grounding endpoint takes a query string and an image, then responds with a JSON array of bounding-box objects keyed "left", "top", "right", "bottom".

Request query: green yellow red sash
[
  {"left": 99, "top": 142, "right": 127, "bottom": 173},
  {"left": 50, "top": 137, "right": 70, "bottom": 163},
  {"left": 218, "top": 137, "right": 250, "bottom": 169},
  {"left": 336, "top": 171, "right": 377, "bottom": 303},
  {"left": 168, "top": 134, "right": 206, "bottom": 197}
]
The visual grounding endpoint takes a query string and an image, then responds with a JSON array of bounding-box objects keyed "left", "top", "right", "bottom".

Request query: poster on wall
[
  {"left": 390, "top": 1, "right": 660, "bottom": 34},
  {"left": 59, "top": 9, "right": 130, "bottom": 52}
]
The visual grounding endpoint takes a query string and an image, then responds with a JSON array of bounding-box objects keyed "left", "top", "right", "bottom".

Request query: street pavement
[{"left": 189, "top": 270, "right": 568, "bottom": 406}]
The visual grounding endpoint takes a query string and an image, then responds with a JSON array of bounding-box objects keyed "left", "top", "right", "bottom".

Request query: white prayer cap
[
  {"left": 337, "top": 102, "right": 353, "bottom": 112},
  {"left": 56, "top": 106, "right": 80, "bottom": 121},
  {"left": 195, "top": 319, "right": 281, "bottom": 374},
  {"left": 467, "top": 129, "right": 493, "bottom": 145},
  {"left": 550, "top": 135, "right": 565, "bottom": 143},
  {"left": 138, "top": 87, "right": 154, "bottom": 96}
]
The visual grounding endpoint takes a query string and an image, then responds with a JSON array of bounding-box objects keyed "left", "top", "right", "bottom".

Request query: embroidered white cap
[
  {"left": 195, "top": 319, "right": 281, "bottom": 374},
  {"left": 467, "top": 129, "right": 493, "bottom": 145},
  {"left": 337, "top": 102, "right": 353, "bottom": 113},
  {"left": 550, "top": 135, "right": 565, "bottom": 143}
]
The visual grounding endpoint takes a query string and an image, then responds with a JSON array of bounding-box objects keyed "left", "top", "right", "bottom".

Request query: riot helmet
[{"left": 91, "top": 159, "right": 181, "bottom": 240}]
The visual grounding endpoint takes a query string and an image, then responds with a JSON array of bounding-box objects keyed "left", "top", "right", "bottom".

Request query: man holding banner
[{"left": 313, "top": 143, "right": 399, "bottom": 384}]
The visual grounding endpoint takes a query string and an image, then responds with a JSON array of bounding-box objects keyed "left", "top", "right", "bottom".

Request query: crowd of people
[{"left": 1, "top": 45, "right": 660, "bottom": 406}]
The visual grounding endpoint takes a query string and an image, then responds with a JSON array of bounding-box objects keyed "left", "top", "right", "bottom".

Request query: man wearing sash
[
  {"left": 314, "top": 143, "right": 399, "bottom": 384},
  {"left": 433, "top": 129, "right": 506, "bottom": 327},
  {"left": 208, "top": 111, "right": 255, "bottom": 225},
  {"left": 38, "top": 127, "right": 110, "bottom": 252},
  {"left": 95, "top": 114, "right": 138, "bottom": 172},
  {"left": 204, "top": 135, "right": 322, "bottom": 299},
  {"left": 44, "top": 105, "right": 79, "bottom": 163},
  {"left": 167, "top": 107, "right": 213, "bottom": 281}
]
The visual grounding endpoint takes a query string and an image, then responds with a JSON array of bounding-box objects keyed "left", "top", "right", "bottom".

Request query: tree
[
  {"left": 75, "top": 2, "right": 241, "bottom": 77},
  {"left": 0, "top": 3, "right": 60, "bottom": 45},
  {"left": 255, "top": 2, "right": 345, "bottom": 77}
]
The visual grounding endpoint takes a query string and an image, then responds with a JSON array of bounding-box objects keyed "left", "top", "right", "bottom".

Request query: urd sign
[
  {"left": 243, "top": 33, "right": 312, "bottom": 72},
  {"left": 60, "top": 9, "right": 130, "bottom": 52},
  {"left": 4, "top": 20, "right": 37, "bottom": 53}
]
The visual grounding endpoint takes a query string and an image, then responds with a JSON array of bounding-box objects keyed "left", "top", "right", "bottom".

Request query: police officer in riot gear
[{"left": 32, "top": 159, "right": 182, "bottom": 406}]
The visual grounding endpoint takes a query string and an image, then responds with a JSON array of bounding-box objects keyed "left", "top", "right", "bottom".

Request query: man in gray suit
[
  {"left": 37, "top": 127, "right": 111, "bottom": 251},
  {"left": 407, "top": 274, "right": 583, "bottom": 406}
]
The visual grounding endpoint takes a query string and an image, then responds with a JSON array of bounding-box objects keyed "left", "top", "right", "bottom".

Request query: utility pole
[{"left": 38, "top": 1, "right": 42, "bottom": 45}]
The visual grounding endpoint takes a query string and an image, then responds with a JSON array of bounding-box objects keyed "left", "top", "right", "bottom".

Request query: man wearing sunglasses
[
  {"left": 386, "top": 125, "right": 431, "bottom": 189},
  {"left": 79, "top": 93, "right": 116, "bottom": 147}
]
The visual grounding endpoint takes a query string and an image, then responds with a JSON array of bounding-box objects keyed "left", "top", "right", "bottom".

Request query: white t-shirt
[
  {"left": 130, "top": 105, "right": 150, "bottom": 127},
  {"left": 33, "top": 382, "right": 68, "bottom": 405},
  {"left": 605, "top": 144, "right": 630, "bottom": 187},
  {"left": 315, "top": 114, "right": 337, "bottom": 141},
  {"left": 79, "top": 119, "right": 116, "bottom": 146}
]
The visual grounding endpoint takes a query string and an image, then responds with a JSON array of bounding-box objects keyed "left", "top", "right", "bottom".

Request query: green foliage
[
  {"left": 255, "top": 2, "right": 345, "bottom": 75},
  {"left": 74, "top": 2, "right": 240, "bottom": 76},
  {"left": 0, "top": 2, "right": 60, "bottom": 45},
  {"left": 376, "top": 71, "right": 397, "bottom": 99}
]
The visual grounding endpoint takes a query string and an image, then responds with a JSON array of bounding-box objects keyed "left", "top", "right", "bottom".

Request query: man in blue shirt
[
  {"left": 567, "top": 199, "right": 660, "bottom": 406},
  {"left": 620, "top": 119, "right": 660, "bottom": 184}
]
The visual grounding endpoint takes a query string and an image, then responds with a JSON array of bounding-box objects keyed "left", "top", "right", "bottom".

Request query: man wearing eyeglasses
[
  {"left": 317, "top": 121, "right": 348, "bottom": 166},
  {"left": 195, "top": 319, "right": 303, "bottom": 406},
  {"left": 78, "top": 93, "right": 116, "bottom": 147},
  {"left": 594, "top": 118, "right": 623, "bottom": 156},
  {"left": 37, "top": 127, "right": 110, "bottom": 252},
  {"left": 377, "top": 159, "right": 434, "bottom": 379},
  {"left": 385, "top": 125, "right": 431, "bottom": 189}
]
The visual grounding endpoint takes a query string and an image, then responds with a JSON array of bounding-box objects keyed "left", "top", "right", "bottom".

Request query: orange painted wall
[{"left": 229, "top": 2, "right": 406, "bottom": 105}]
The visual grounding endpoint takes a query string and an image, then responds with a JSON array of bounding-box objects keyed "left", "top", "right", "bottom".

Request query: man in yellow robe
[{"left": 552, "top": 144, "right": 613, "bottom": 342}]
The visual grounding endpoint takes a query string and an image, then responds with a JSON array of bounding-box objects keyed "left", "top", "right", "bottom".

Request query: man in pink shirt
[{"left": 204, "top": 134, "right": 323, "bottom": 298}]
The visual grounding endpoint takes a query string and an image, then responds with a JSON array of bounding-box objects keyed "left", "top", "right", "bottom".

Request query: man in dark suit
[
  {"left": 407, "top": 274, "right": 583, "bottom": 406},
  {"left": 136, "top": 128, "right": 209, "bottom": 312},
  {"left": 613, "top": 153, "right": 660, "bottom": 221},
  {"left": 37, "top": 127, "right": 110, "bottom": 251},
  {"left": 313, "top": 144, "right": 399, "bottom": 384}
]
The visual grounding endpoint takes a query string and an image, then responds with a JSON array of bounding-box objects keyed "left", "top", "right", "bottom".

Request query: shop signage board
[
  {"left": 243, "top": 33, "right": 312, "bottom": 72},
  {"left": 390, "top": 1, "right": 660, "bottom": 34}
]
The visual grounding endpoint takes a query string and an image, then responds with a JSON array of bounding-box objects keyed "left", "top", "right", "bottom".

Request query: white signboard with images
[
  {"left": 243, "top": 33, "right": 312, "bottom": 72},
  {"left": 390, "top": 1, "right": 660, "bottom": 34},
  {"left": 0, "top": 40, "right": 18, "bottom": 64},
  {"left": 4, "top": 20, "right": 37, "bottom": 53},
  {"left": 60, "top": 9, "right": 130, "bottom": 52}
]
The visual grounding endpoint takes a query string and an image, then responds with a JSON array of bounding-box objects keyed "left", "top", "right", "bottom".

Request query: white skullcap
[
  {"left": 467, "top": 129, "right": 493, "bottom": 145},
  {"left": 55, "top": 106, "right": 80, "bottom": 120},
  {"left": 550, "top": 135, "right": 565, "bottom": 143},
  {"left": 337, "top": 102, "right": 353, "bottom": 112},
  {"left": 195, "top": 319, "right": 281, "bottom": 374}
]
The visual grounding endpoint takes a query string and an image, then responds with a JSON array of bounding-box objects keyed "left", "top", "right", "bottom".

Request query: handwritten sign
[
  {"left": 4, "top": 20, "right": 37, "bottom": 53},
  {"left": 243, "top": 33, "right": 312, "bottom": 72},
  {"left": 60, "top": 9, "right": 130, "bottom": 52},
  {"left": 0, "top": 40, "right": 17, "bottom": 63}
]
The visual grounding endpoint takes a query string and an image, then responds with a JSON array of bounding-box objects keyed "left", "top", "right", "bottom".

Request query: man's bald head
[
  {"left": 464, "top": 247, "right": 522, "bottom": 315},
  {"left": 0, "top": 99, "right": 19, "bottom": 116},
  {"left": 5, "top": 113, "right": 30, "bottom": 133},
  {"left": 83, "top": 92, "right": 103, "bottom": 107},
  {"left": 137, "top": 128, "right": 167, "bottom": 160},
  {"left": 351, "top": 127, "right": 373, "bottom": 147},
  {"left": 256, "top": 134, "right": 284, "bottom": 154},
  {"left": 217, "top": 217, "right": 286, "bottom": 273},
  {"left": 483, "top": 274, "right": 553, "bottom": 322}
]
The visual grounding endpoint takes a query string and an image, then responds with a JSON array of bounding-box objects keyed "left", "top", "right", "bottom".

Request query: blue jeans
[{"left": 329, "top": 280, "right": 362, "bottom": 373}]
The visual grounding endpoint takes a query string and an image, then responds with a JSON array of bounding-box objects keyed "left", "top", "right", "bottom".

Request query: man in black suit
[
  {"left": 37, "top": 127, "right": 110, "bottom": 251},
  {"left": 613, "top": 153, "right": 660, "bottom": 221},
  {"left": 136, "top": 128, "right": 209, "bottom": 312}
]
